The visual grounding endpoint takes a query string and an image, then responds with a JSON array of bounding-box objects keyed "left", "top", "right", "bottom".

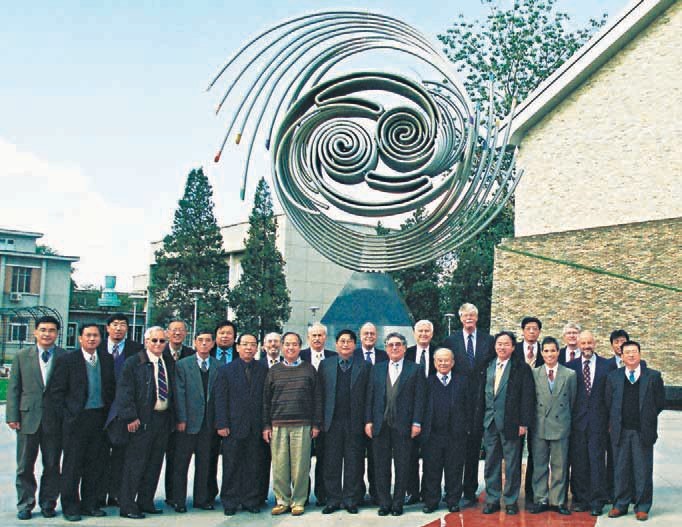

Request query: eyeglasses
[
  {"left": 337, "top": 339, "right": 354, "bottom": 345},
  {"left": 240, "top": 341, "right": 258, "bottom": 347},
  {"left": 386, "top": 341, "right": 404, "bottom": 348},
  {"left": 149, "top": 338, "right": 167, "bottom": 344}
]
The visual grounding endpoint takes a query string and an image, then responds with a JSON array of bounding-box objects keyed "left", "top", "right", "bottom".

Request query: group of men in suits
[{"left": 6, "top": 306, "right": 666, "bottom": 522}]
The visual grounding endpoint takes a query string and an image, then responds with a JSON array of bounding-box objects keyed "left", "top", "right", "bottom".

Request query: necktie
[
  {"left": 270, "top": 359, "right": 277, "bottom": 367},
  {"left": 201, "top": 359, "right": 208, "bottom": 372},
  {"left": 569, "top": 349, "right": 576, "bottom": 362},
  {"left": 244, "top": 362, "right": 252, "bottom": 384},
  {"left": 494, "top": 362, "right": 504, "bottom": 394},
  {"left": 526, "top": 344, "right": 535, "bottom": 366},
  {"left": 466, "top": 334, "right": 474, "bottom": 367},
  {"left": 340, "top": 360, "right": 350, "bottom": 372},
  {"left": 420, "top": 349, "right": 427, "bottom": 375},
  {"left": 629, "top": 370, "right": 636, "bottom": 383},
  {"left": 89, "top": 354, "right": 97, "bottom": 367},
  {"left": 548, "top": 369, "right": 554, "bottom": 382},
  {"left": 157, "top": 359, "right": 168, "bottom": 401},
  {"left": 112, "top": 343, "right": 120, "bottom": 359},
  {"left": 392, "top": 362, "right": 400, "bottom": 384},
  {"left": 441, "top": 374, "right": 448, "bottom": 386},
  {"left": 41, "top": 349, "right": 50, "bottom": 364},
  {"left": 365, "top": 351, "right": 372, "bottom": 363},
  {"left": 582, "top": 360, "right": 592, "bottom": 395}
]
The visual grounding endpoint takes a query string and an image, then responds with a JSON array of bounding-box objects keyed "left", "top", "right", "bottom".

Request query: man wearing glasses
[{"left": 115, "top": 327, "right": 176, "bottom": 519}]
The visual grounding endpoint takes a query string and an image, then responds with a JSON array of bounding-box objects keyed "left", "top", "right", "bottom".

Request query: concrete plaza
[{"left": 1, "top": 406, "right": 680, "bottom": 527}]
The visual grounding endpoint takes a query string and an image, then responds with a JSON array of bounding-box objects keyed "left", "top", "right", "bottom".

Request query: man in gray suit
[
  {"left": 529, "top": 336, "right": 577, "bottom": 515},
  {"left": 6, "top": 315, "right": 66, "bottom": 520},
  {"left": 481, "top": 331, "right": 534, "bottom": 516},
  {"left": 172, "top": 329, "right": 220, "bottom": 512}
]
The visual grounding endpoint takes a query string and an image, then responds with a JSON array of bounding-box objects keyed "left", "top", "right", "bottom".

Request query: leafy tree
[
  {"left": 228, "top": 178, "right": 290, "bottom": 340},
  {"left": 151, "top": 168, "right": 229, "bottom": 331},
  {"left": 36, "top": 244, "right": 60, "bottom": 255},
  {"left": 438, "top": 0, "right": 606, "bottom": 332}
]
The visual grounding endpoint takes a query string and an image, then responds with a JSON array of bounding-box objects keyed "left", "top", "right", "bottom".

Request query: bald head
[{"left": 578, "top": 330, "right": 596, "bottom": 359}]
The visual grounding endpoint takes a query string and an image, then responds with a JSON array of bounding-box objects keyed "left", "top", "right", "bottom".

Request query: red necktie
[{"left": 548, "top": 369, "right": 554, "bottom": 382}]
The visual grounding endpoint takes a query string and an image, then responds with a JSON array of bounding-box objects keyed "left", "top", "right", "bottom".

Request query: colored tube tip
[
  {"left": 235, "top": 133, "right": 242, "bottom": 145},
  {"left": 214, "top": 151, "right": 221, "bottom": 163}
]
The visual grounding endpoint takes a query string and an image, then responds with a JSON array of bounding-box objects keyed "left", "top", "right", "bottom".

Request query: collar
[
  {"left": 283, "top": 358, "right": 302, "bottom": 367},
  {"left": 195, "top": 353, "right": 210, "bottom": 366},
  {"left": 362, "top": 347, "right": 375, "bottom": 354},
  {"left": 37, "top": 345, "right": 54, "bottom": 354},
  {"left": 582, "top": 354, "right": 596, "bottom": 366},
  {"left": 109, "top": 338, "right": 125, "bottom": 351},
  {"left": 338, "top": 356, "right": 353, "bottom": 366},
  {"left": 496, "top": 358, "right": 509, "bottom": 368},
  {"left": 525, "top": 341, "right": 537, "bottom": 352},
  {"left": 146, "top": 349, "right": 162, "bottom": 363},
  {"left": 625, "top": 364, "right": 642, "bottom": 381},
  {"left": 463, "top": 329, "right": 477, "bottom": 339},
  {"left": 169, "top": 344, "right": 183, "bottom": 354},
  {"left": 82, "top": 349, "right": 97, "bottom": 364},
  {"left": 390, "top": 358, "right": 404, "bottom": 367},
  {"left": 312, "top": 348, "right": 325, "bottom": 356},
  {"left": 544, "top": 364, "right": 557, "bottom": 375}
]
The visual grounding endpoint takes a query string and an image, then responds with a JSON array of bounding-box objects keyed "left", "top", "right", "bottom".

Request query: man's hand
[
  {"left": 8, "top": 422, "right": 20, "bottom": 431},
  {"left": 311, "top": 427, "right": 320, "bottom": 439},
  {"left": 217, "top": 427, "right": 230, "bottom": 438},
  {"left": 263, "top": 429, "right": 272, "bottom": 443},
  {"left": 518, "top": 426, "right": 527, "bottom": 437},
  {"left": 411, "top": 424, "right": 421, "bottom": 438},
  {"left": 364, "top": 423, "right": 373, "bottom": 439},
  {"left": 176, "top": 422, "right": 186, "bottom": 432},
  {"left": 128, "top": 419, "right": 141, "bottom": 433}
]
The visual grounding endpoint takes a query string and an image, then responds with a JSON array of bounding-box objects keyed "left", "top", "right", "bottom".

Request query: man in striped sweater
[{"left": 263, "top": 332, "right": 323, "bottom": 516}]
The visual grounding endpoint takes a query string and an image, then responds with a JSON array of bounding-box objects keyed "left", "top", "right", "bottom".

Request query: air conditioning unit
[{"left": 9, "top": 292, "right": 22, "bottom": 302}]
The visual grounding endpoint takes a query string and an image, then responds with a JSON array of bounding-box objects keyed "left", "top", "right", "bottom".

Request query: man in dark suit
[
  {"left": 98, "top": 312, "right": 144, "bottom": 507},
  {"left": 442, "top": 303, "right": 494, "bottom": 508},
  {"left": 566, "top": 330, "right": 616, "bottom": 516},
  {"left": 353, "top": 322, "right": 387, "bottom": 505},
  {"left": 482, "top": 331, "right": 535, "bottom": 516},
  {"left": 318, "top": 329, "right": 371, "bottom": 514},
  {"left": 300, "top": 322, "right": 335, "bottom": 506},
  {"left": 115, "top": 326, "right": 175, "bottom": 519},
  {"left": 404, "top": 319, "right": 436, "bottom": 504},
  {"left": 365, "top": 332, "right": 425, "bottom": 516},
  {"left": 215, "top": 333, "right": 268, "bottom": 515},
  {"left": 420, "top": 348, "right": 470, "bottom": 514},
  {"left": 6, "top": 315, "right": 66, "bottom": 520},
  {"left": 48, "top": 323, "right": 116, "bottom": 521},
  {"left": 605, "top": 341, "right": 665, "bottom": 522},
  {"left": 528, "top": 337, "right": 577, "bottom": 515},
  {"left": 162, "top": 319, "right": 194, "bottom": 506},
  {"left": 172, "top": 330, "right": 219, "bottom": 513},
  {"left": 512, "top": 316, "right": 543, "bottom": 505},
  {"left": 559, "top": 322, "right": 582, "bottom": 365}
]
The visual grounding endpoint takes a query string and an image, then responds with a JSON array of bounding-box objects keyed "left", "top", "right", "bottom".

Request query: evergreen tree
[
  {"left": 151, "top": 167, "right": 229, "bottom": 331},
  {"left": 228, "top": 178, "right": 290, "bottom": 339}
]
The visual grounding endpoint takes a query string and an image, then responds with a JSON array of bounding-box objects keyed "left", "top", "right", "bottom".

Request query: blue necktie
[
  {"left": 365, "top": 351, "right": 372, "bottom": 363},
  {"left": 41, "top": 349, "right": 50, "bottom": 363},
  {"left": 157, "top": 360, "right": 168, "bottom": 401},
  {"left": 629, "top": 370, "right": 636, "bottom": 383},
  {"left": 466, "top": 334, "right": 474, "bottom": 367}
]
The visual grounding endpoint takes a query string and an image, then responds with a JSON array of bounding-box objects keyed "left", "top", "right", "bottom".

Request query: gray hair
[
  {"left": 433, "top": 347, "right": 454, "bottom": 360},
  {"left": 308, "top": 322, "right": 327, "bottom": 335},
  {"left": 458, "top": 303, "right": 478, "bottom": 316},
  {"left": 384, "top": 331, "right": 407, "bottom": 347},
  {"left": 414, "top": 319, "right": 433, "bottom": 331},
  {"left": 144, "top": 326, "right": 164, "bottom": 339},
  {"left": 563, "top": 321, "right": 581, "bottom": 334}
]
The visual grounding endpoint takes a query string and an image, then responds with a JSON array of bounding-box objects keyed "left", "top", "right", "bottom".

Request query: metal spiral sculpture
[{"left": 208, "top": 10, "right": 522, "bottom": 271}]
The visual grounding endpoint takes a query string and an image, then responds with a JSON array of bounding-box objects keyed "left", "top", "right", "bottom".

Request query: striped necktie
[{"left": 157, "top": 359, "right": 168, "bottom": 401}]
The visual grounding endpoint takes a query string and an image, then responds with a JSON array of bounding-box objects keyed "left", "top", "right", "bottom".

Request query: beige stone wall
[
  {"left": 514, "top": 1, "right": 682, "bottom": 238},
  {"left": 491, "top": 217, "right": 681, "bottom": 385}
]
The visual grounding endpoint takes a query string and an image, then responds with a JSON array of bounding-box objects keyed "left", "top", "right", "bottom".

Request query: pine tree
[
  {"left": 151, "top": 168, "right": 229, "bottom": 331},
  {"left": 228, "top": 178, "right": 290, "bottom": 339}
]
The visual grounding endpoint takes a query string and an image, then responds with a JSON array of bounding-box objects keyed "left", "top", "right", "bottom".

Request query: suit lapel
[
  {"left": 553, "top": 367, "right": 567, "bottom": 398},
  {"left": 350, "top": 358, "right": 361, "bottom": 388},
  {"left": 639, "top": 368, "right": 650, "bottom": 411},
  {"left": 494, "top": 361, "right": 511, "bottom": 398},
  {"left": 30, "top": 348, "right": 45, "bottom": 390},
  {"left": 207, "top": 357, "right": 219, "bottom": 400},
  {"left": 396, "top": 361, "right": 411, "bottom": 395}
]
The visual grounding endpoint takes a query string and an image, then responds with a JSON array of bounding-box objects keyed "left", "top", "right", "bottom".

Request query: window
[
  {"left": 0, "top": 238, "right": 16, "bottom": 251},
  {"left": 11, "top": 267, "right": 32, "bottom": 293},
  {"left": 9, "top": 321, "right": 29, "bottom": 343},
  {"left": 66, "top": 322, "right": 77, "bottom": 348}
]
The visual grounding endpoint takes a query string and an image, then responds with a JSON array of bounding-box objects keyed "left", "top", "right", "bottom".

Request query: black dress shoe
[
  {"left": 557, "top": 505, "right": 571, "bottom": 515},
  {"left": 448, "top": 504, "right": 460, "bottom": 513},
  {"left": 17, "top": 510, "right": 32, "bottom": 520},
  {"left": 378, "top": 507, "right": 390, "bottom": 516},
  {"left": 175, "top": 506, "right": 187, "bottom": 513},
  {"left": 422, "top": 505, "right": 436, "bottom": 513},
  {"left": 41, "top": 508, "right": 57, "bottom": 518},
  {"left": 483, "top": 503, "right": 501, "bottom": 514},
  {"left": 82, "top": 508, "right": 106, "bottom": 517},
  {"left": 120, "top": 511, "right": 145, "bottom": 519},
  {"left": 322, "top": 504, "right": 340, "bottom": 514},
  {"left": 391, "top": 506, "right": 403, "bottom": 516},
  {"left": 224, "top": 508, "right": 236, "bottom": 516},
  {"left": 64, "top": 513, "right": 82, "bottom": 521},
  {"left": 346, "top": 505, "right": 359, "bottom": 514},
  {"left": 591, "top": 506, "right": 603, "bottom": 516},
  {"left": 405, "top": 494, "right": 420, "bottom": 505},
  {"left": 530, "top": 503, "right": 549, "bottom": 514},
  {"left": 505, "top": 503, "right": 519, "bottom": 515}
]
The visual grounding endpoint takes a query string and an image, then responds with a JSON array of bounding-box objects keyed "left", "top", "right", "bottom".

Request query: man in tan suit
[
  {"left": 6, "top": 316, "right": 66, "bottom": 520},
  {"left": 529, "top": 336, "right": 577, "bottom": 515}
]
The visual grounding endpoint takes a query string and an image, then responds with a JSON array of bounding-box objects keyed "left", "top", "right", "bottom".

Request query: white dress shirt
[
  {"left": 389, "top": 358, "right": 404, "bottom": 385},
  {"left": 626, "top": 364, "right": 642, "bottom": 383},
  {"left": 362, "top": 347, "right": 376, "bottom": 365},
  {"left": 37, "top": 346, "right": 54, "bottom": 385},
  {"left": 311, "top": 350, "right": 325, "bottom": 371},
  {"left": 415, "top": 347, "right": 431, "bottom": 377},
  {"left": 146, "top": 350, "right": 169, "bottom": 411}
]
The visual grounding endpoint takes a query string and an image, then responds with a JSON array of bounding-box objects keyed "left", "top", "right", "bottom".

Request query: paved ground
[{"left": 0, "top": 406, "right": 679, "bottom": 526}]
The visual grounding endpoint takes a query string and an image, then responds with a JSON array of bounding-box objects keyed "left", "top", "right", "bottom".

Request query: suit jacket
[
  {"left": 6, "top": 346, "right": 67, "bottom": 435},
  {"left": 605, "top": 366, "right": 665, "bottom": 448},
  {"left": 98, "top": 339, "right": 144, "bottom": 382},
  {"left": 214, "top": 358, "right": 268, "bottom": 439},
  {"left": 532, "top": 364, "right": 577, "bottom": 440},
  {"left": 606, "top": 356, "right": 647, "bottom": 369},
  {"left": 420, "top": 372, "right": 470, "bottom": 442},
  {"left": 365, "top": 359, "right": 426, "bottom": 437},
  {"left": 353, "top": 347, "right": 388, "bottom": 365},
  {"left": 406, "top": 344, "right": 438, "bottom": 377},
  {"left": 300, "top": 347, "right": 336, "bottom": 364},
  {"left": 567, "top": 355, "right": 616, "bottom": 438},
  {"left": 483, "top": 356, "right": 535, "bottom": 440},
  {"left": 47, "top": 349, "right": 116, "bottom": 434},
  {"left": 174, "top": 354, "right": 219, "bottom": 434},
  {"left": 514, "top": 341, "right": 544, "bottom": 367},
  {"left": 319, "top": 356, "right": 371, "bottom": 434},
  {"left": 113, "top": 350, "right": 176, "bottom": 431},
  {"left": 558, "top": 346, "right": 581, "bottom": 365},
  {"left": 443, "top": 330, "right": 495, "bottom": 430}
]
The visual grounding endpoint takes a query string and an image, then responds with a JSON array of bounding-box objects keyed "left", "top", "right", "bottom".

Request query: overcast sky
[{"left": 0, "top": 0, "right": 630, "bottom": 290}]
